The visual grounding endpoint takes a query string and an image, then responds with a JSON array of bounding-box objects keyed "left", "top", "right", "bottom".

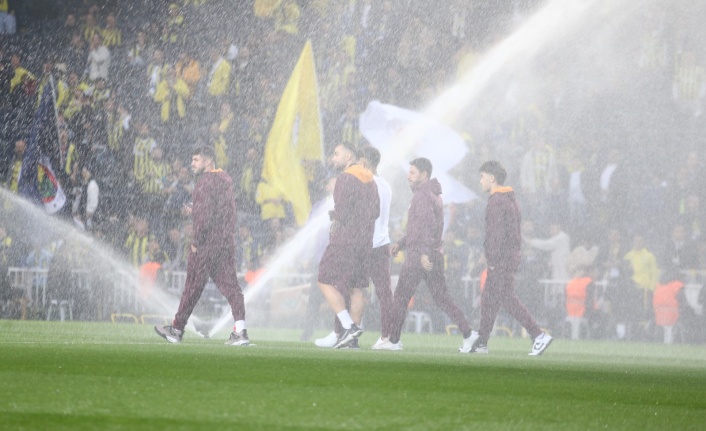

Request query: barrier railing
[{"left": 7, "top": 267, "right": 703, "bottom": 324}]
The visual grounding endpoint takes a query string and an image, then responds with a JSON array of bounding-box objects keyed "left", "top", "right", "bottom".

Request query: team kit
[{"left": 156, "top": 143, "right": 552, "bottom": 356}]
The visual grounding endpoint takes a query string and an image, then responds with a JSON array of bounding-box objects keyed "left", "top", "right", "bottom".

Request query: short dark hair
[
  {"left": 193, "top": 146, "right": 216, "bottom": 162},
  {"left": 337, "top": 141, "right": 359, "bottom": 159},
  {"left": 360, "top": 146, "right": 381, "bottom": 169},
  {"left": 410, "top": 157, "right": 433, "bottom": 178},
  {"left": 479, "top": 160, "right": 507, "bottom": 185}
]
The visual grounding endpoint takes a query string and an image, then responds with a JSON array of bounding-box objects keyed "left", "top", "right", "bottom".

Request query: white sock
[
  {"left": 616, "top": 324, "right": 626, "bottom": 339},
  {"left": 234, "top": 320, "right": 246, "bottom": 332},
  {"left": 337, "top": 310, "right": 354, "bottom": 329}
]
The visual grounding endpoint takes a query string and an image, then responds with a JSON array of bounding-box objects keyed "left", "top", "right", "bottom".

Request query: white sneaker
[
  {"left": 373, "top": 340, "right": 402, "bottom": 351},
  {"left": 314, "top": 331, "right": 338, "bottom": 348},
  {"left": 528, "top": 332, "right": 553, "bottom": 356},
  {"left": 371, "top": 337, "right": 386, "bottom": 349},
  {"left": 459, "top": 331, "right": 480, "bottom": 353}
]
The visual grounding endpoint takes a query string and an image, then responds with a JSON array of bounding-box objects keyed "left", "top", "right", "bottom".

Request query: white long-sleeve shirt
[
  {"left": 86, "top": 179, "right": 99, "bottom": 216},
  {"left": 529, "top": 231, "right": 570, "bottom": 281},
  {"left": 373, "top": 175, "right": 391, "bottom": 248},
  {"left": 88, "top": 45, "right": 111, "bottom": 81}
]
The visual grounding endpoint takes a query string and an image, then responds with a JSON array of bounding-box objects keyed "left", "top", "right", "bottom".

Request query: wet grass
[{"left": 1, "top": 321, "right": 705, "bottom": 430}]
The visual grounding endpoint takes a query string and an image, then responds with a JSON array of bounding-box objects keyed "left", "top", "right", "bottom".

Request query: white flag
[{"left": 359, "top": 101, "right": 477, "bottom": 204}]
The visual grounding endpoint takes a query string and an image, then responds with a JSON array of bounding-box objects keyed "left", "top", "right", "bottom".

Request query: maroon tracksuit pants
[
  {"left": 388, "top": 250, "right": 471, "bottom": 344},
  {"left": 173, "top": 246, "right": 245, "bottom": 331},
  {"left": 478, "top": 267, "right": 541, "bottom": 345},
  {"left": 333, "top": 244, "right": 394, "bottom": 337}
]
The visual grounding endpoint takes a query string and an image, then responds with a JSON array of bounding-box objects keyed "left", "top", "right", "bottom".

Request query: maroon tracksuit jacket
[
  {"left": 478, "top": 187, "right": 540, "bottom": 344},
  {"left": 318, "top": 165, "right": 379, "bottom": 290},
  {"left": 388, "top": 178, "right": 471, "bottom": 344},
  {"left": 173, "top": 169, "right": 245, "bottom": 331}
]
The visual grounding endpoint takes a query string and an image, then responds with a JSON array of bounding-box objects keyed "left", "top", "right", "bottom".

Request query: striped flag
[{"left": 18, "top": 77, "right": 66, "bottom": 214}]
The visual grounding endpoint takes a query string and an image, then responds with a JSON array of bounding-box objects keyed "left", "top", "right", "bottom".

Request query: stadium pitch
[{"left": 1, "top": 321, "right": 704, "bottom": 430}]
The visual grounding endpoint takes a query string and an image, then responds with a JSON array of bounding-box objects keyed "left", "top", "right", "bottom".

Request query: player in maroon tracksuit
[
  {"left": 388, "top": 158, "right": 476, "bottom": 351},
  {"left": 155, "top": 146, "right": 248, "bottom": 345},
  {"left": 465, "top": 161, "right": 552, "bottom": 356},
  {"left": 318, "top": 142, "right": 379, "bottom": 349}
]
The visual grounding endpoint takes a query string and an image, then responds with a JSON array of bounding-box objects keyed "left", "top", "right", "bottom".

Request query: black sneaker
[
  {"left": 155, "top": 325, "right": 183, "bottom": 343},
  {"left": 333, "top": 323, "right": 363, "bottom": 349},
  {"left": 224, "top": 329, "right": 250, "bottom": 346},
  {"left": 340, "top": 338, "right": 360, "bottom": 350}
]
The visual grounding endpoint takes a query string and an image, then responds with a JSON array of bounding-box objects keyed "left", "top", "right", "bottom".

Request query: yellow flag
[{"left": 262, "top": 40, "right": 324, "bottom": 226}]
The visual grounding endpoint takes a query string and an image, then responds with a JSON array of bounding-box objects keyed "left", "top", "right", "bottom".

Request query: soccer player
[
  {"left": 464, "top": 160, "right": 552, "bottom": 355},
  {"left": 317, "top": 142, "right": 379, "bottom": 349},
  {"left": 360, "top": 146, "right": 395, "bottom": 349},
  {"left": 388, "top": 158, "right": 476, "bottom": 352},
  {"left": 314, "top": 146, "right": 394, "bottom": 349},
  {"left": 155, "top": 146, "right": 249, "bottom": 346}
]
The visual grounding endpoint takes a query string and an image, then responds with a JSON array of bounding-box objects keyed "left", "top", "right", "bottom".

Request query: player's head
[
  {"left": 191, "top": 146, "right": 216, "bottom": 175},
  {"left": 408, "top": 158, "right": 432, "bottom": 190},
  {"left": 479, "top": 160, "right": 507, "bottom": 193},
  {"left": 331, "top": 142, "right": 358, "bottom": 171},
  {"left": 359, "top": 145, "right": 381, "bottom": 173}
]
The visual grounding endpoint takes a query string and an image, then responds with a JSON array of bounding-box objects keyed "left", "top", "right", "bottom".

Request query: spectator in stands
[
  {"left": 256, "top": 179, "right": 286, "bottom": 245},
  {"left": 174, "top": 50, "right": 202, "bottom": 92},
  {"left": 124, "top": 216, "right": 151, "bottom": 267},
  {"left": 519, "top": 132, "right": 556, "bottom": 223},
  {"left": 82, "top": 13, "right": 102, "bottom": 43},
  {"left": 624, "top": 233, "right": 660, "bottom": 318},
  {"left": 147, "top": 48, "right": 166, "bottom": 97},
  {"left": 0, "top": 45, "right": 10, "bottom": 99},
  {"left": 0, "top": 0, "right": 16, "bottom": 34},
  {"left": 141, "top": 146, "right": 171, "bottom": 235},
  {"left": 153, "top": 65, "right": 190, "bottom": 150},
  {"left": 659, "top": 223, "right": 698, "bottom": 271},
  {"left": 64, "top": 33, "right": 87, "bottom": 76},
  {"left": 87, "top": 33, "right": 111, "bottom": 82},
  {"left": 0, "top": 225, "right": 17, "bottom": 267},
  {"left": 162, "top": 3, "right": 185, "bottom": 54},
  {"left": 205, "top": 45, "right": 231, "bottom": 106},
  {"left": 132, "top": 120, "right": 157, "bottom": 186},
  {"left": 101, "top": 13, "right": 122, "bottom": 48},
  {"left": 237, "top": 146, "right": 261, "bottom": 216},
  {"left": 568, "top": 231, "right": 600, "bottom": 278},
  {"left": 3, "top": 140, "right": 25, "bottom": 194},
  {"left": 9, "top": 52, "right": 34, "bottom": 94},
  {"left": 525, "top": 220, "right": 571, "bottom": 282},
  {"left": 72, "top": 162, "right": 100, "bottom": 231},
  {"left": 127, "top": 30, "right": 150, "bottom": 69},
  {"left": 162, "top": 165, "right": 192, "bottom": 230},
  {"left": 211, "top": 102, "right": 235, "bottom": 172},
  {"left": 162, "top": 225, "right": 190, "bottom": 272},
  {"left": 679, "top": 193, "right": 704, "bottom": 242}
]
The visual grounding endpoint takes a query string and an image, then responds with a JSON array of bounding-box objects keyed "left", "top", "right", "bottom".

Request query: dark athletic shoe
[
  {"left": 155, "top": 325, "right": 183, "bottom": 343},
  {"left": 333, "top": 323, "right": 363, "bottom": 349},
  {"left": 340, "top": 338, "right": 360, "bottom": 349},
  {"left": 224, "top": 329, "right": 250, "bottom": 346}
]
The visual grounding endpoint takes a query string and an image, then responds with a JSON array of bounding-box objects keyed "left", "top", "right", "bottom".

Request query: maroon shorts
[{"left": 317, "top": 243, "right": 369, "bottom": 292}]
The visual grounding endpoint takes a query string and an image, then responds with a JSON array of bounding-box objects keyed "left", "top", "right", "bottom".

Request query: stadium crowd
[{"left": 0, "top": 0, "right": 705, "bottom": 343}]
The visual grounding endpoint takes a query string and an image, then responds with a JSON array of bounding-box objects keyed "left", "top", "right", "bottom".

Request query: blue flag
[{"left": 18, "top": 81, "right": 66, "bottom": 213}]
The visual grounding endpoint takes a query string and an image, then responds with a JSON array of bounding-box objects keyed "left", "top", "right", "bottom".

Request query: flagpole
[{"left": 49, "top": 75, "right": 64, "bottom": 169}]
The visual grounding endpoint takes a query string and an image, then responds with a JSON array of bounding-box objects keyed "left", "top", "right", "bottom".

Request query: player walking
[
  {"left": 155, "top": 146, "right": 249, "bottom": 345},
  {"left": 388, "top": 158, "right": 476, "bottom": 351},
  {"left": 462, "top": 161, "right": 552, "bottom": 355},
  {"left": 317, "top": 142, "right": 379, "bottom": 349}
]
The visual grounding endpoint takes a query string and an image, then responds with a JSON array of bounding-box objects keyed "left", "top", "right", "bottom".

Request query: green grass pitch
[{"left": 1, "top": 321, "right": 705, "bottom": 430}]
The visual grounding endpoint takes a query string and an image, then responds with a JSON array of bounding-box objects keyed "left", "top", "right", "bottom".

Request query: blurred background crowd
[{"left": 1, "top": 0, "right": 705, "bottom": 342}]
